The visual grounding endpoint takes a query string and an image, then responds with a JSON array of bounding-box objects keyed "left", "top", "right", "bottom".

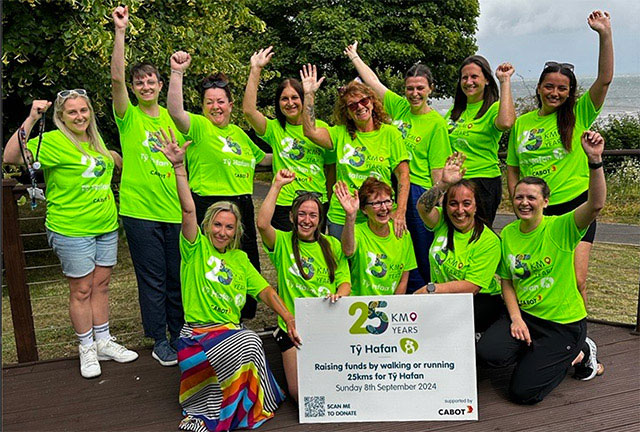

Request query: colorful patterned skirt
[{"left": 177, "top": 323, "right": 285, "bottom": 431}]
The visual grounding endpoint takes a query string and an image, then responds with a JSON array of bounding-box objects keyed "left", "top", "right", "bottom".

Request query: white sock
[
  {"left": 93, "top": 322, "right": 111, "bottom": 341},
  {"left": 76, "top": 329, "right": 94, "bottom": 346}
]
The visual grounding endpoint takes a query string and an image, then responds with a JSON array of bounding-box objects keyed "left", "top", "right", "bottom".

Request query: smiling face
[
  {"left": 203, "top": 88, "right": 233, "bottom": 128},
  {"left": 537, "top": 72, "right": 571, "bottom": 115},
  {"left": 446, "top": 185, "right": 476, "bottom": 233},
  {"left": 132, "top": 73, "right": 162, "bottom": 105},
  {"left": 60, "top": 97, "right": 91, "bottom": 139},
  {"left": 345, "top": 92, "right": 373, "bottom": 127},
  {"left": 279, "top": 85, "right": 302, "bottom": 123},
  {"left": 294, "top": 199, "right": 320, "bottom": 241},
  {"left": 362, "top": 191, "right": 393, "bottom": 226},
  {"left": 513, "top": 183, "right": 548, "bottom": 223},
  {"left": 209, "top": 210, "right": 237, "bottom": 252},
  {"left": 404, "top": 76, "right": 431, "bottom": 112},
  {"left": 460, "top": 63, "right": 488, "bottom": 103}
]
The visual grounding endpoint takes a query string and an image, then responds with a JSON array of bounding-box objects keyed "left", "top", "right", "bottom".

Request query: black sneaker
[
  {"left": 152, "top": 340, "right": 178, "bottom": 366},
  {"left": 573, "top": 337, "right": 600, "bottom": 381}
]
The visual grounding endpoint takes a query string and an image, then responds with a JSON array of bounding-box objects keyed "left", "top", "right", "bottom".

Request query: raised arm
[
  {"left": 257, "top": 169, "right": 296, "bottom": 250},
  {"left": 417, "top": 152, "right": 466, "bottom": 228},
  {"left": 167, "top": 51, "right": 192, "bottom": 134},
  {"left": 259, "top": 286, "right": 302, "bottom": 347},
  {"left": 494, "top": 62, "right": 516, "bottom": 131},
  {"left": 344, "top": 41, "right": 388, "bottom": 100},
  {"left": 506, "top": 165, "right": 520, "bottom": 201},
  {"left": 153, "top": 128, "right": 196, "bottom": 241},
  {"left": 300, "top": 64, "right": 333, "bottom": 149},
  {"left": 574, "top": 131, "right": 606, "bottom": 229},
  {"left": 3, "top": 100, "right": 51, "bottom": 165},
  {"left": 392, "top": 161, "right": 410, "bottom": 238},
  {"left": 334, "top": 180, "right": 359, "bottom": 257},
  {"left": 243, "top": 47, "right": 273, "bottom": 136},
  {"left": 111, "top": 5, "right": 130, "bottom": 118},
  {"left": 587, "top": 10, "right": 614, "bottom": 109}
]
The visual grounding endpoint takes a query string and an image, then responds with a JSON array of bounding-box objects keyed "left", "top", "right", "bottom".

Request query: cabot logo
[{"left": 438, "top": 405, "right": 473, "bottom": 416}]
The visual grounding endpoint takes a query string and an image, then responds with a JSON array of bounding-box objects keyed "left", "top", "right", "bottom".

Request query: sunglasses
[
  {"left": 347, "top": 96, "right": 371, "bottom": 112},
  {"left": 202, "top": 79, "right": 229, "bottom": 90},
  {"left": 57, "top": 89, "right": 87, "bottom": 98},
  {"left": 365, "top": 199, "right": 393, "bottom": 209},
  {"left": 543, "top": 61, "right": 575, "bottom": 72}
]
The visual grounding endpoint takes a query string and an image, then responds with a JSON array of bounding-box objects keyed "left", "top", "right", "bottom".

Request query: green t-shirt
[
  {"left": 428, "top": 208, "right": 501, "bottom": 295},
  {"left": 185, "top": 113, "right": 265, "bottom": 196},
  {"left": 506, "top": 92, "right": 601, "bottom": 205},
  {"left": 114, "top": 102, "right": 185, "bottom": 223},
  {"left": 265, "top": 230, "right": 351, "bottom": 331},
  {"left": 327, "top": 124, "right": 409, "bottom": 225},
  {"left": 27, "top": 130, "right": 118, "bottom": 237},
  {"left": 259, "top": 118, "right": 333, "bottom": 206},
  {"left": 180, "top": 228, "right": 268, "bottom": 324},
  {"left": 384, "top": 91, "right": 451, "bottom": 188},
  {"left": 497, "top": 211, "right": 587, "bottom": 324},
  {"left": 445, "top": 101, "right": 503, "bottom": 178},
  {"left": 349, "top": 221, "right": 417, "bottom": 296}
]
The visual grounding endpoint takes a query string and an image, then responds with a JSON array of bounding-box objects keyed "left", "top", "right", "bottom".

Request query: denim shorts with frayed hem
[{"left": 46, "top": 229, "right": 118, "bottom": 278}]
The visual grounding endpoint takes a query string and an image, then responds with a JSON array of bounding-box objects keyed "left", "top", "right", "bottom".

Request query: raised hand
[
  {"left": 300, "top": 64, "right": 325, "bottom": 94},
  {"left": 112, "top": 5, "right": 128, "bottom": 29},
  {"left": 495, "top": 62, "right": 515, "bottom": 82},
  {"left": 344, "top": 41, "right": 359, "bottom": 61},
  {"left": 29, "top": 100, "right": 52, "bottom": 121},
  {"left": 440, "top": 152, "right": 467, "bottom": 187},
  {"left": 274, "top": 169, "right": 296, "bottom": 187},
  {"left": 334, "top": 181, "right": 359, "bottom": 218},
  {"left": 170, "top": 51, "right": 192, "bottom": 73},
  {"left": 153, "top": 127, "right": 190, "bottom": 167},
  {"left": 581, "top": 131, "right": 605, "bottom": 162},
  {"left": 250, "top": 46, "right": 274, "bottom": 70},
  {"left": 587, "top": 10, "right": 611, "bottom": 34}
]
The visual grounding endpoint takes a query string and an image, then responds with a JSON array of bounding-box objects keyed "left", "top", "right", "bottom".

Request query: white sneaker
[
  {"left": 96, "top": 337, "right": 139, "bottom": 363},
  {"left": 79, "top": 343, "right": 101, "bottom": 379}
]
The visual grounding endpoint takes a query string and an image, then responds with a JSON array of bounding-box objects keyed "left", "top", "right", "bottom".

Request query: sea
[{"left": 431, "top": 74, "right": 640, "bottom": 119}]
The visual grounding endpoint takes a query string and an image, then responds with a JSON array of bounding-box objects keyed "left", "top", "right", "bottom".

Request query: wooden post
[{"left": 2, "top": 178, "right": 39, "bottom": 362}]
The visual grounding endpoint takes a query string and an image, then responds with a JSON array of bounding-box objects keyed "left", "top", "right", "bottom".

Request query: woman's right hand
[
  {"left": 440, "top": 152, "right": 467, "bottom": 187},
  {"left": 334, "top": 180, "right": 359, "bottom": 217},
  {"left": 30, "top": 100, "right": 52, "bottom": 121},
  {"left": 300, "top": 64, "right": 325, "bottom": 94},
  {"left": 273, "top": 169, "right": 296, "bottom": 187},
  {"left": 510, "top": 317, "right": 532, "bottom": 346},
  {"left": 250, "top": 46, "right": 274, "bottom": 70},
  {"left": 153, "top": 127, "right": 191, "bottom": 167},
  {"left": 112, "top": 5, "right": 128, "bottom": 29},
  {"left": 170, "top": 51, "right": 192, "bottom": 73},
  {"left": 344, "top": 40, "right": 359, "bottom": 61}
]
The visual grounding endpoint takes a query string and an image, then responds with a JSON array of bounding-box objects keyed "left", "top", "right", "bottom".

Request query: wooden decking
[{"left": 3, "top": 322, "right": 639, "bottom": 432}]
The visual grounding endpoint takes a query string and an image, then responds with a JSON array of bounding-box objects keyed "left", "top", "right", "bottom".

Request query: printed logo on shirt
[
  {"left": 392, "top": 119, "right": 412, "bottom": 139},
  {"left": 142, "top": 131, "right": 162, "bottom": 153},
  {"left": 234, "top": 293, "right": 245, "bottom": 308},
  {"left": 80, "top": 155, "right": 107, "bottom": 178},
  {"left": 517, "top": 128, "right": 545, "bottom": 153},
  {"left": 509, "top": 254, "right": 554, "bottom": 281},
  {"left": 280, "top": 136, "right": 305, "bottom": 161},
  {"left": 431, "top": 236, "right": 449, "bottom": 265},
  {"left": 447, "top": 118, "right": 464, "bottom": 134},
  {"left": 340, "top": 143, "right": 367, "bottom": 167},
  {"left": 205, "top": 256, "right": 234, "bottom": 285},
  {"left": 219, "top": 136, "right": 242, "bottom": 155},
  {"left": 365, "top": 252, "right": 388, "bottom": 278},
  {"left": 288, "top": 254, "right": 315, "bottom": 279}
]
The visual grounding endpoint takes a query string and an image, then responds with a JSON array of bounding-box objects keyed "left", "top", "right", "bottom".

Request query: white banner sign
[{"left": 296, "top": 294, "right": 478, "bottom": 423}]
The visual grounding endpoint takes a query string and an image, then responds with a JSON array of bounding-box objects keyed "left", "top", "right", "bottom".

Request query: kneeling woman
[
  {"left": 257, "top": 169, "right": 351, "bottom": 401},
  {"left": 155, "top": 129, "right": 300, "bottom": 431},
  {"left": 477, "top": 131, "right": 606, "bottom": 405},
  {"left": 414, "top": 152, "right": 503, "bottom": 333},
  {"left": 335, "top": 177, "right": 417, "bottom": 296}
]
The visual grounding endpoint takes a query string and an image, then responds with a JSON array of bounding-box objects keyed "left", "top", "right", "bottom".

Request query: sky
[{"left": 475, "top": 0, "right": 640, "bottom": 78}]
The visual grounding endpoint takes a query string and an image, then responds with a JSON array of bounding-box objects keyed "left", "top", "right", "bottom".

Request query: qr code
[{"left": 304, "top": 396, "right": 326, "bottom": 417}]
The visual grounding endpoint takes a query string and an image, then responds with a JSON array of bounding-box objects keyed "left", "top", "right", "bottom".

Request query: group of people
[{"left": 2, "top": 5, "right": 613, "bottom": 430}]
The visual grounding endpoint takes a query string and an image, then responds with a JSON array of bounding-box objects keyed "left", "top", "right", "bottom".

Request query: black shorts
[
  {"left": 544, "top": 191, "right": 597, "bottom": 243},
  {"left": 273, "top": 326, "right": 295, "bottom": 352}
]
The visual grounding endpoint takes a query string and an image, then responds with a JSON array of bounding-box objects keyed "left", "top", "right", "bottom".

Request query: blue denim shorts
[{"left": 46, "top": 229, "right": 118, "bottom": 278}]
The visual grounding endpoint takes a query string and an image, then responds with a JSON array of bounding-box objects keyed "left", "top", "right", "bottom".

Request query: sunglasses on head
[
  {"left": 202, "top": 79, "right": 229, "bottom": 90},
  {"left": 544, "top": 61, "right": 575, "bottom": 72},
  {"left": 57, "top": 89, "right": 87, "bottom": 98},
  {"left": 347, "top": 96, "right": 371, "bottom": 112}
]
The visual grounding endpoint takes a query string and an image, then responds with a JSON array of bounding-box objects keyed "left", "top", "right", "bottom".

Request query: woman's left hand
[
  {"left": 587, "top": 10, "right": 611, "bottom": 34},
  {"left": 391, "top": 211, "right": 407, "bottom": 238},
  {"left": 581, "top": 130, "right": 605, "bottom": 162},
  {"left": 250, "top": 46, "right": 274, "bottom": 70},
  {"left": 325, "top": 293, "right": 342, "bottom": 304},
  {"left": 495, "top": 62, "right": 515, "bottom": 82},
  {"left": 344, "top": 40, "right": 359, "bottom": 61},
  {"left": 153, "top": 127, "right": 190, "bottom": 167},
  {"left": 286, "top": 318, "right": 303, "bottom": 348}
]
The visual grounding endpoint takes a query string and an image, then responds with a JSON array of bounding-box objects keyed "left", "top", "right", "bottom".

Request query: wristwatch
[{"left": 426, "top": 282, "right": 437, "bottom": 294}]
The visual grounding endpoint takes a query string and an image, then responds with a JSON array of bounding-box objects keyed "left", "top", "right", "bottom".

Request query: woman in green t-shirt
[
  {"left": 257, "top": 169, "right": 351, "bottom": 401},
  {"left": 478, "top": 131, "right": 607, "bottom": 405},
  {"left": 167, "top": 50, "right": 273, "bottom": 320},
  {"left": 413, "top": 152, "right": 504, "bottom": 333},
  {"left": 243, "top": 47, "right": 334, "bottom": 231},
  {"left": 446, "top": 55, "right": 515, "bottom": 226},
  {"left": 506, "top": 10, "right": 614, "bottom": 308},
  {"left": 335, "top": 177, "right": 417, "bottom": 296},
  {"left": 344, "top": 41, "right": 452, "bottom": 294},
  {"left": 300, "top": 64, "right": 410, "bottom": 241},
  {"left": 154, "top": 128, "right": 300, "bottom": 431},
  {"left": 4, "top": 93, "right": 138, "bottom": 379}
]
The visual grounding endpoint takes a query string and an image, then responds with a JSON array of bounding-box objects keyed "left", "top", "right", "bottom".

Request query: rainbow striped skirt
[{"left": 177, "top": 323, "right": 285, "bottom": 431}]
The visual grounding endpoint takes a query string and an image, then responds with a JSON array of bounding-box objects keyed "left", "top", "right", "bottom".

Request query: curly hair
[{"left": 333, "top": 81, "right": 391, "bottom": 139}]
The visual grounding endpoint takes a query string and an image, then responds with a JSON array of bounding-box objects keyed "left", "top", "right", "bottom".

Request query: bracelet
[
  {"left": 173, "top": 163, "right": 184, "bottom": 169},
  {"left": 588, "top": 161, "right": 603, "bottom": 170},
  {"left": 171, "top": 69, "right": 183, "bottom": 76},
  {"left": 350, "top": 55, "right": 360, "bottom": 61}
]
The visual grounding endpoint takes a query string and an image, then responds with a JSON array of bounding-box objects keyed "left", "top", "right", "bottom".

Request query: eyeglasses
[
  {"left": 202, "top": 79, "right": 229, "bottom": 90},
  {"left": 365, "top": 199, "right": 393, "bottom": 209},
  {"left": 57, "top": 89, "right": 87, "bottom": 98},
  {"left": 543, "top": 61, "right": 575, "bottom": 72},
  {"left": 347, "top": 96, "right": 371, "bottom": 112}
]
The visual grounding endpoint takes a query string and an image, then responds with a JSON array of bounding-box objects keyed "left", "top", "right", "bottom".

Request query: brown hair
[
  {"left": 358, "top": 177, "right": 393, "bottom": 211},
  {"left": 514, "top": 176, "right": 551, "bottom": 200},
  {"left": 442, "top": 180, "right": 487, "bottom": 251},
  {"left": 334, "top": 81, "right": 391, "bottom": 139},
  {"left": 536, "top": 64, "right": 577, "bottom": 152},
  {"left": 130, "top": 62, "right": 162, "bottom": 83},
  {"left": 450, "top": 55, "right": 499, "bottom": 122},
  {"left": 200, "top": 72, "right": 232, "bottom": 102},
  {"left": 275, "top": 78, "right": 304, "bottom": 129}
]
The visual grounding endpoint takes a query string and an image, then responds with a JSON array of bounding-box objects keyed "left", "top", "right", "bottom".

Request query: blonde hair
[
  {"left": 53, "top": 94, "right": 111, "bottom": 160},
  {"left": 202, "top": 201, "right": 243, "bottom": 251}
]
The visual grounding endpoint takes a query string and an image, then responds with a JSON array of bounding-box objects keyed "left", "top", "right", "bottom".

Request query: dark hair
[
  {"left": 514, "top": 176, "right": 551, "bottom": 200},
  {"left": 442, "top": 180, "right": 487, "bottom": 251},
  {"left": 130, "top": 62, "right": 162, "bottom": 83},
  {"left": 200, "top": 72, "right": 232, "bottom": 102},
  {"left": 334, "top": 81, "right": 391, "bottom": 139},
  {"left": 290, "top": 193, "right": 337, "bottom": 283},
  {"left": 405, "top": 63, "right": 434, "bottom": 87},
  {"left": 358, "top": 177, "right": 393, "bottom": 211},
  {"left": 536, "top": 64, "right": 577, "bottom": 152},
  {"left": 275, "top": 78, "right": 304, "bottom": 129},
  {"left": 450, "top": 55, "right": 499, "bottom": 122}
]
